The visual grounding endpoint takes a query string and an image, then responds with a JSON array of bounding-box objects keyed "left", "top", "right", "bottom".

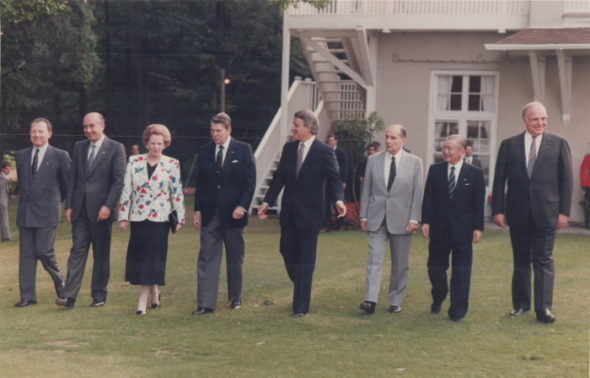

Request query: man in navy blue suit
[
  {"left": 193, "top": 112, "right": 256, "bottom": 315},
  {"left": 421, "top": 134, "right": 485, "bottom": 322},
  {"left": 492, "top": 101, "right": 573, "bottom": 323},
  {"left": 258, "top": 110, "right": 346, "bottom": 317}
]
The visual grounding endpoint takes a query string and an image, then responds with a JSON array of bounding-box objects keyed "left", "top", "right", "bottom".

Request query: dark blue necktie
[
  {"left": 387, "top": 156, "right": 396, "bottom": 191},
  {"left": 448, "top": 166, "right": 456, "bottom": 199}
]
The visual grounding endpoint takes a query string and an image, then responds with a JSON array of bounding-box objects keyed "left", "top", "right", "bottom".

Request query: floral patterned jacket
[{"left": 118, "top": 154, "right": 185, "bottom": 223}]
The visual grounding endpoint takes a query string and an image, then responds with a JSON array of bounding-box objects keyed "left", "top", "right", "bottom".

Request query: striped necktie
[{"left": 448, "top": 166, "right": 456, "bottom": 199}]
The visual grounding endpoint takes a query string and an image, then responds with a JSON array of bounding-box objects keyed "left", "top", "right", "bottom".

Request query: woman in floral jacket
[{"left": 118, "top": 124, "right": 185, "bottom": 315}]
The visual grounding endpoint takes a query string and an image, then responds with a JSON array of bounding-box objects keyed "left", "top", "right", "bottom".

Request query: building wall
[{"left": 371, "top": 31, "right": 589, "bottom": 223}]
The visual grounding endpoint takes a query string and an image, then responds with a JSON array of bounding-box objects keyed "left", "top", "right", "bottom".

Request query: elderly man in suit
[
  {"left": 192, "top": 112, "right": 256, "bottom": 315},
  {"left": 359, "top": 124, "right": 423, "bottom": 314},
  {"left": 492, "top": 101, "right": 573, "bottom": 324},
  {"left": 14, "top": 118, "right": 70, "bottom": 307},
  {"left": 422, "top": 134, "right": 485, "bottom": 322},
  {"left": 0, "top": 162, "right": 13, "bottom": 242},
  {"left": 258, "top": 110, "right": 346, "bottom": 317},
  {"left": 57, "top": 112, "right": 126, "bottom": 308}
]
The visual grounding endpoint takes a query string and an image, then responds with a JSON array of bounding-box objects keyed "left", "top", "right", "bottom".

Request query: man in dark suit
[
  {"left": 57, "top": 112, "right": 126, "bottom": 308},
  {"left": 323, "top": 133, "right": 349, "bottom": 231},
  {"left": 192, "top": 112, "right": 256, "bottom": 315},
  {"left": 464, "top": 144, "right": 482, "bottom": 168},
  {"left": 492, "top": 101, "right": 573, "bottom": 323},
  {"left": 258, "top": 109, "right": 346, "bottom": 317},
  {"left": 422, "top": 134, "right": 485, "bottom": 322},
  {"left": 14, "top": 118, "right": 70, "bottom": 307}
]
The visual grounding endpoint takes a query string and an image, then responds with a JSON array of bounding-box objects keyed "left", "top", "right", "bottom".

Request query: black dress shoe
[
  {"left": 388, "top": 305, "right": 402, "bottom": 313},
  {"left": 151, "top": 294, "right": 161, "bottom": 309},
  {"left": 359, "top": 301, "right": 376, "bottom": 314},
  {"left": 56, "top": 297, "right": 75, "bottom": 308},
  {"left": 450, "top": 315, "right": 465, "bottom": 322},
  {"left": 291, "top": 312, "right": 306, "bottom": 318},
  {"left": 230, "top": 299, "right": 242, "bottom": 309},
  {"left": 90, "top": 300, "right": 105, "bottom": 307},
  {"left": 431, "top": 302, "right": 442, "bottom": 314},
  {"left": 536, "top": 309, "right": 556, "bottom": 324},
  {"left": 192, "top": 307, "right": 214, "bottom": 315},
  {"left": 14, "top": 299, "right": 37, "bottom": 307},
  {"left": 509, "top": 308, "right": 529, "bottom": 316}
]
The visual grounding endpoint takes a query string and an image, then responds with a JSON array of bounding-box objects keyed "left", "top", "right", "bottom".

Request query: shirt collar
[
  {"left": 91, "top": 134, "right": 106, "bottom": 150},
  {"left": 300, "top": 135, "right": 315, "bottom": 149},
  {"left": 33, "top": 143, "right": 49, "bottom": 153},
  {"left": 218, "top": 136, "right": 231, "bottom": 150},
  {"left": 448, "top": 158, "right": 463, "bottom": 173},
  {"left": 386, "top": 149, "right": 403, "bottom": 161}
]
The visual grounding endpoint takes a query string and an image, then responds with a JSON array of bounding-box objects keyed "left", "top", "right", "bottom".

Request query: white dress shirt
[
  {"left": 447, "top": 159, "right": 464, "bottom": 187},
  {"left": 216, "top": 136, "right": 232, "bottom": 165},
  {"left": 31, "top": 143, "right": 49, "bottom": 171},
  {"left": 524, "top": 131, "right": 542, "bottom": 166}
]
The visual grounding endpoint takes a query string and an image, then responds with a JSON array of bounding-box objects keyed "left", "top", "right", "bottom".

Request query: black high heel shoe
[{"left": 151, "top": 293, "right": 161, "bottom": 309}]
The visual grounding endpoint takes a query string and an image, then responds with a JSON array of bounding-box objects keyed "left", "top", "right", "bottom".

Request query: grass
[{"left": 0, "top": 200, "right": 588, "bottom": 377}]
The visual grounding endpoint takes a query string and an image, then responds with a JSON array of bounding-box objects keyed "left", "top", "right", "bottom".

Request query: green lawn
[{"left": 0, "top": 202, "right": 588, "bottom": 377}]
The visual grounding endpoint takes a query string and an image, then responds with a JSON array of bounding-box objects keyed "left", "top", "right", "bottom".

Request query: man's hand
[
  {"left": 406, "top": 222, "right": 419, "bottom": 233},
  {"left": 193, "top": 211, "right": 202, "bottom": 229},
  {"left": 472, "top": 230, "right": 483, "bottom": 243},
  {"left": 97, "top": 206, "right": 111, "bottom": 222},
  {"left": 258, "top": 203, "right": 269, "bottom": 220},
  {"left": 232, "top": 206, "right": 246, "bottom": 220},
  {"left": 65, "top": 208, "right": 73, "bottom": 224},
  {"left": 421, "top": 223, "right": 430, "bottom": 239},
  {"left": 119, "top": 220, "right": 129, "bottom": 231},
  {"left": 175, "top": 224, "right": 183, "bottom": 233},
  {"left": 360, "top": 219, "right": 368, "bottom": 233},
  {"left": 494, "top": 214, "right": 508, "bottom": 229},
  {"left": 556, "top": 213, "right": 569, "bottom": 229},
  {"left": 335, "top": 201, "right": 346, "bottom": 218}
]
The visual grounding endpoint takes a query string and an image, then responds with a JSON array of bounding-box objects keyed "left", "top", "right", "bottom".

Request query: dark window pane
[
  {"left": 450, "top": 94, "right": 462, "bottom": 110},
  {"left": 468, "top": 94, "right": 481, "bottom": 111},
  {"left": 469, "top": 76, "right": 481, "bottom": 93},
  {"left": 451, "top": 76, "right": 462, "bottom": 92}
]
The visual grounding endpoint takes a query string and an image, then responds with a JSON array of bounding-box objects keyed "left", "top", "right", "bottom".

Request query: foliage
[
  {"left": 333, "top": 111, "right": 384, "bottom": 200},
  {"left": 331, "top": 201, "right": 361, "bottom": 230},
  {"left": 270, "top": 0, "right": 331, "bottom": 12},
  {"left": 0, "top": 0, "right": 70, "bottom": 25}
]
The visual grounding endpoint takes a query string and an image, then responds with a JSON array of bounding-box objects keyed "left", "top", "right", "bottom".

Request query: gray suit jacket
[
  {"left": 360, "top": 150, "right": 424, "bottom": 234},
  {"left": 0, "top": 173, "right": 9, "bottom": 207},
  {"left": 16, "top": 145, "right": 71, "bottom": 228},
  {"left": 66, "top": 137, "right": 126, "bottom": 223}
]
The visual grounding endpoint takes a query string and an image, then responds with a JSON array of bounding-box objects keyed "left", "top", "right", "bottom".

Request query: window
[{"left": 430, "top": 72, "right": 498, "bottom": 186}]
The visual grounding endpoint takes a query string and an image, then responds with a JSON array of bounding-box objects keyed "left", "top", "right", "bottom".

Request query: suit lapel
[
  {"left": 375, "top": 152, "right": 387, "bottom": 192},
  {"left": 222, "top": 139, "right": 236, "bottom": 171},
  {"left": 297, "top": 140, "right": 317, "bottom": 180},
  {"left": 22, "top": 147, "right": 34, "bottom": 183},
  {"left": 531, "top": 133, "right": 551, "bottom": 178}
]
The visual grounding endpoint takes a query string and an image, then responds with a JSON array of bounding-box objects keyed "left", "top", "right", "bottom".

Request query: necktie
[
  {"left": 31, "top": 148, "right": 39, "bottom": 176},
  {"left": 216, "top": 145, "right": 224, "bottom": 170},
  {"left": 387, "top": 156, "right": 396, "bottom": 191},
  {"left": 87, "top": 144, "right": 97, "bottom": 170},
  {"left": 296, "top": 142, "right": 304, "bottom": 176},
  {"left": 448, "top": 166, "right": 456, "bottom": 199},
  {"left": 527, "top": 136, "right": 537, "bottom": 178}
]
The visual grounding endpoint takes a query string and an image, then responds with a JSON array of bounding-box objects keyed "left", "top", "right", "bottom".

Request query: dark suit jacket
[
  {"left": 264, "top": 139, "right": 343, "bottom": 231},
  {"left": 16, "top": 145, "right": 71, "bottom": 228},
  {"left": 422, "top": 162, "right": 485, "bottom": 242},
  {"left": 334, "top": 147, "right": 349, "bottom": 184},
  {"left": 66, "top": 137, "right": 126, "bottom": 223},
  {"left": 195, "top": 138, "right": 256, "bottom": 228},
  {"left": 492, "top": 132, "right": 573, "bottom": 228}
]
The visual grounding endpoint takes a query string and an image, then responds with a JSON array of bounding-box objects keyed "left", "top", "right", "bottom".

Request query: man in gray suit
[
  {"left": 57, "top": 112, "right": 126, "bottom": 308},
  {"left": 0, "top": 162, "right": 13, "bottom": 241},
  {"left": 359, "top": 124, "right": 423, "bottom": 314},
  {"left": 14, "top": 118, "right": 70, "bottom": 307}
]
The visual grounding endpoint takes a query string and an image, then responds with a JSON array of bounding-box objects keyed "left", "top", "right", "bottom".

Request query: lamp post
[{"left": 220, "top": 68, "right": 230, "bottom": 112}]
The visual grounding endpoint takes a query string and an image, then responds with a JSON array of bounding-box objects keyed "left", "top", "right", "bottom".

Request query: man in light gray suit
[
  {"left": 359, "top": 124, "right": 423, "bottom": 314},
  {"left": 0, "top": 162, "right": 13, "bottom": 241},
  {"left": 57, "top": 112, "right": 126, "bottom": 308},
  {"left": 14, "top": 118, "right": 70, "bottom": 307}
]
